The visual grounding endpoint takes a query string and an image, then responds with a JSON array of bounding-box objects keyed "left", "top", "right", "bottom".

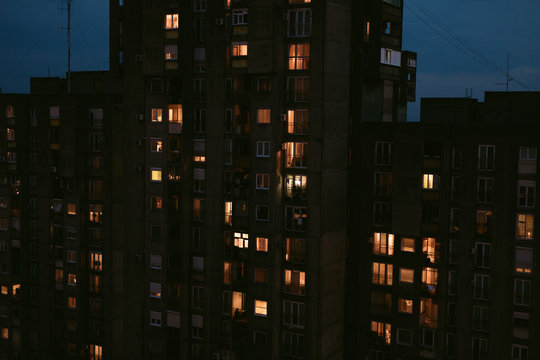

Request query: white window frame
[{"left": 256, "top": 141, "right": 271, "bottom": 158}]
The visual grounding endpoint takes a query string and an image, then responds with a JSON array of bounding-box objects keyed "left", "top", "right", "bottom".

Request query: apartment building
[{"left": 347, "top": 92, "right": 540, "bottom": 360}]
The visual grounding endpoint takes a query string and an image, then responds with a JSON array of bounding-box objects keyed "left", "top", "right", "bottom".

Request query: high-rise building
[{"left": 347, "top": 92, "right": 540, "bottom": 360}]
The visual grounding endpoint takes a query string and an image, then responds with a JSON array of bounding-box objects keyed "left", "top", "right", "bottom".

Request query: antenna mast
[{"left": 67, "top": 0, "right": 71, "bottom": 94}]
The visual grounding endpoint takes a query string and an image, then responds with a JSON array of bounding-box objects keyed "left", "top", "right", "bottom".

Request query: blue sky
[{"left": 1, "top": 0, "right": 539, "bottom": 121}]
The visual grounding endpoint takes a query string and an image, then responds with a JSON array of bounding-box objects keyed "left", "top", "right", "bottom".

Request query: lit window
[
  {"left": 257, "top": 77, "right": 272, "bottom": 92},
  {"left": 150, "top": 282, "right": 162, "bottom": 298},
  {"left": 151, "top": 196, "right": 162, "bottom": 210},
  {"left": 256, "top": 237, "right": 268, "bottom": 252},
  {"left": 89, "top": 204, "right": 103, "bottom": 224},
  {"left": 0, "top": 328, "right": 7, "bottom": 339},
  {"left": 68, "top": 274, "right": 77, "bottom": 286},
  {"left": 193, "top": 198, "right": 205, "bottom": 221},
  {"left": 168, "top": 104, "right": 183, "bottom": 125},
  {"left": 422, "top": 267, "right": 439, "bottom": 292},
  {"left": 284, "top": 142, "right": 308, "bottom": 168},
  {"left": 6, "top": 129, "right": 15, "bottom": 141},
  {"left": 193, "top": 139, "right": 206, "bottom": 162},
  {"left": 223, "top": 262, "right": 231, "bottom": 284},
  {"left": 67, "top": 296, "right": 77, "bottom": 309},
  {"left": 232, "top": 9, "right": 248, "bottom": 25},
  {"left": 287, "top": 109, "right": 309, "bottom": 134},
  {"left": 232, "top": 291, "right": 246, "bottom": 316},
  {"left": 398, "top": 298, "right": 413, "bottom": 313},
  {"left": 515, "top": 247, "right": 533, "bottom": 274},
  {"left": 285, "top": 206, "right": 308, "bottom": 231},
  {"left": 90, "top": 344, "right": 102, "bottom": 360},
  {"left": 234, "top": 232, "right": 249, "bottom": 249},
  {"left": 517, "top": 214, "right": 534, "bottom": 240},
  {"left": 0, "top": 286, "right": 6, "bottom": 295},
  {"left": 254, "top": 300, "right": 267, "bottom": 316},
  {"left": 256, "top": 173, "right": 270, "bottom": 190},
  {"left": 476, "top": 210, "right": 493, "bottom": 235},
  {"left": 285, "top": 174, "right": 307, "bottom": 200},
  {"left": 151, "top": 168, "right": 162, "bottom": 182},
  {"left": 89, "top": 252, "right": 103, "bottom": 271},
  {"left": 165, "top": 44, "right": 178, "bottom": 60},
  {"left": 371, "top": 321, "right": 391, "bottom": 345},
  {"left": 372, "top": 232, "right": 394, "bottom": 255},
  {"left": 372, "top": 262, "right": 393, "bottom": 285},
  {"left": 401, "top": 237, "right": 415, "bottom": 252},
  {"left": 422, "top": 174, "right": 439, "bottom": 190},
  {"left": 151, "top": 138, "right": 163, "bottom": 152},
  {"left": 284, "top": 270, "right": 305, "bottom": 295},
  {"left": 165, "top": 14, "right": 179, "bottom": 29},
  {"left": 6, "top": 106, "right": 15, "bottom": 118},
  {"left": 151, "top": 108, "right": 162, "bottom": 122},
  {"left": 288, "top": 43, "right": 310, "bottom": 70},
  {"left": 399, "top": 268, "right": 414, "bottom": 284},
  {"left": 224, "top": 201, "right": 232, "bottom": 225},
  {"left": 257, "top": 109, "right": 271, "bottom": 124},
  {"left": 66, "top": 250, "right": 77, "bottom": 263},
  {"left": 422, "top": 237, "right": 439, "bottom": 263},
  {"left": 67, "top": 203, "right": 76, "bottom": 215},
  {"left": 232, "top": 43, "right": 248, "bottom": 57}
]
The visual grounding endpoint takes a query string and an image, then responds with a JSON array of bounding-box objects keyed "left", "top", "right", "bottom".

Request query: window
[
  {"left": 371, "top": 321, "right": 391, "bottom": 345},
  {"left": 476, "top": 210, "right": 493, "bottom": 235},
  {"left": 287, "top": 109, "right": 309, "bottom": 134},
  {"left": 192, "top": 286, "right": 204, "bottom": 309},
  {"left": 373, "top": 202, "right": 392, "bottom": 226},
  {"left": 475, "top": 243, "right": 491, "bottom": 268},
  {"left": 449, "top": 239, "right": 458, "bottom": 264},
  {"left": 375, "top": 142, "right": 392, "bottom": 165},
  {"left": 288, "top": 8, "right": 312, "bottom": 37},
  {"left": 89, "top": 204, "right": 103, "bottom": 224},
  {"left": 477, "top": 178, "right": 494, "bottom": 203},
  {"left": 150, "top": 311, "right": 162, "bottom": 327},
  {"left": 398, "top": 298, "right": 413, "bottom": 314},
  {"left": 67, "top": 273, "right": 77, "bottom": 286},
  {"left": 150, "top": 282, "right": 162, "bottom": 298},
  {"left": 67, "top": 296, "right": 77, "bottom": 309},
  {"left": 194, "top": 108, "right": 206, "bottom": 132},
  {"left": 232, "top": 9, "right": 248, "bottom": 25},
  {"left": 164, "top": 44, "right": 178, "bottom": 60},
  {"left": 66, "top": 250, "right": 76, "bottom": 263},
  {"left": 472, "top": 337, "right": 488, "bottom": 360},
  {"left": 472, "top": 306, "right": 489, "bottom": 331},
  {"left": 422, "top": 237, "right": 439, "bottom": 263},
  {"left": 283, "top": 301, "right": 305, "bottom": 328},
  {"left": 6, "top": 106, "right": 15, "bottom": 118},
  {"left": 473, "top": 274, "right": 490, "bottom": 300},
  {"left": 193, "top": 0, "right": 206, "bottom": 12},
  {"left": 193, "top": 198, "right": 205, "bottom": 221},
  {"left": 151, "top": 108, "right": 162, "bottom": 123},
  {"left": 223, "top": 201, "right": 232, "bottom": 226},
  {"left": 253, "top": 330, "right": 268, "bottom": 346},
  {"left": 420, "top": 328, "right": 435, "bottom": 348},
  {"left": 287, "top": 76, "right": 310, "bottom": 101},
  {"left": 232, "top": 42, "right": 248, "bottom": 57},
  {"left": 422, "top": 174, "right": 439, "bottom": 190},
  {"left": 520, "top": 146, "right": 537, "bottom": 160},
  {"left": 257, "top": 109, "right": 271, "bottom": 124},
  {"left": 151, "top": 196, "right": 162, "bottom": 210},
  {"left": 151, "top": 168, "right": 162, "bottom": 182},
  {"left": 285, "top": 142, "right": 308, "bottom": 168},
  {"left": 284, "top": 269, "right": 305, "bottom": 295},
  {"left": 285, "top": 206, "right": 308, "bottom": 231},
  {"left": 371, "top": 291, "right": 392, "bottom": 315},
  {"left": 288, "top": 43, "right": 310, "bottom": 70},
  {"left": 450, "top": 208, "right": 460, "bottom": 232},
  {"left": 401, "top": 237, "right": 415, "bottom": 252},
  {"left": 230, "top": 232, "right": 248, "bottom": 249},
  {"left": 165, "top": 14, "right": 179, "bottom": 29},
  {"left": 193, "top": 256, "right": 204, "bottom": 272},
  {"left": 447, "top": 271, "right": 457, "bottom": 295},
  {"left": 399, "top": 268, "right": 414, "bottom": 284},
  {"left": 255, "top": 268, "right": 268, "bottom": 284},
  {"left": 372, "top": 262, "right": 393, "bottom": 285},
  {"left": 149, "top": 254, "right": 162, "bottom": 270},
  {"left": 518, "top": 181, "right": 535, "bottom": 208},
  {"left": 450, "top": 176, "right": 461, "bottom": 201},
  {"left": 285, "top": 174, "right": 307, "bottom": 199},
  {"left": 257, "top": 77, "right": 272, "bottom": 93},
  {"left": 512, "top": 345, "right": 529, "bottom": 360},
  {"left": 168, "top": 104, "right": 183, "bottom": 125},
  {"left": 514, "top": 279, "right": 531, "bottom": 306},
  {"left": 451, "top": 146, "right": 462, "bottom": 169},
  {"left": 193, "top": 139, "right": 206, "bottom": 162},
  {"left": 256, "top": 237, "right": 268, "bottom": 252},
  {"left": 380, "top": 48, "right": 401, "bottom": 66},
  {"left": 515, "top": 247, "right": 533, "bottom": 274},
  {"left": 374, "top": 172, "right": 393, "bottom": 196},
  {"left": 254, "top": 300, "right": 267, "bottom": 316},
  {"left": 286, "top": 238, "right": 306, "bottom": 263},
  {"left": 478, "top": 145, "right": 495, "bottom": 171},
  {"left": 256, "top": 141, "right": 270, "bottom": 158},
  {"left": 282, "top": 332, "right": 304, "bottom": 358},
  {"left": 422, "top": 267, "right": 438, "bottom": 292},
  {"left": 151, "top": 138, "right": 163, "bottom": 152},
  {"left": 89, "top": 252, "right": 103, "bottom": 271},
  {"left": 517, "top": 214, "right": 534, "bottom": 240},
  {"left": 194, "top": 78, "right": 206, "bottom": 101},
  {"left": 89, "top": 345, "right": 102, "bottom": 360},
  {"left": 372, "top": 232, "right": 394, "bottom": 255},
  {"left": 192, "top": 314, "right": 203, "bottom": 340},
  {"left": 397, "top": 328, "right": 412, "bottom": 345},
  {"left": 256, "top": 173, "right": 270, "bottom": 190}
]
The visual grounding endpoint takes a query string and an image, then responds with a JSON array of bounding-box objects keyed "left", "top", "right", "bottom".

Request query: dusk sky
[{"left": 1, "top": 0, "right": 539, "bottom": 121}]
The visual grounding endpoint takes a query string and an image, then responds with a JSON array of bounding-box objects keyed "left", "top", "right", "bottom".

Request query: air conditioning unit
[
  {"left": 216, "top": 18, "right": 224, "bottom": 26},
  {"left": 466, "top": 247, "right": 476, "bottom": 255},
  {"left": 135, "top": 54, "right": 143, "bottom": 62},
  {"left": 281, "top": 113, "right": 287, "bottom": 122},
  {"left": 136, "top": 114, "right": 144, "bottom": 121},
  {"left": 50, "top": 166, "right": 57, "bottom": 173}
]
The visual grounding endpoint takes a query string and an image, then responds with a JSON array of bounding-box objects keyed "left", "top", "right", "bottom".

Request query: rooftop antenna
[{"left": 495, "top": 53, "right": 513, "bottom": 92}]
